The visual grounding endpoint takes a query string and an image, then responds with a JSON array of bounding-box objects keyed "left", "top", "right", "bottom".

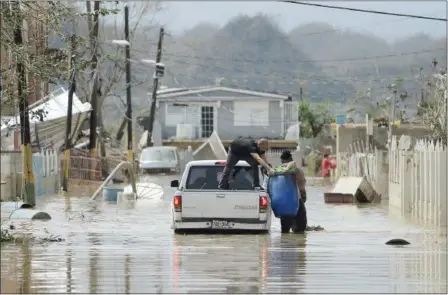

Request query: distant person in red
[
  {"left": 321, "top": 154, "right": 332, "bottom": 177},
  {"left": 330, "top": 155, "right": 337, "bottom": 170}
]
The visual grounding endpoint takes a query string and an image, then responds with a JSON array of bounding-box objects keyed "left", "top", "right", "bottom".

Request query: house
[{"left": 145, "top": 85, "right": 298, "bottom": 140}]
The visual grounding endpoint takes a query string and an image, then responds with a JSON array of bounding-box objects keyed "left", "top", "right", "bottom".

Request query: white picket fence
[
  {"left": 389, "top": 135, "right": 447, "bottom": 228},
  {"left": 344, "top": 152, "right": 377, "bottom": 180},
  {"left": 335, "top": 149, "right": 390, "bottom": 199},
  {"left": 33, "top": 149, "right": 59, "bottom": 177}
]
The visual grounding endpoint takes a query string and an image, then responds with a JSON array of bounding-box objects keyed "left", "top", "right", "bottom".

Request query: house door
[{"left": 201, "top": 106, "right": 214, "bottom": 138}]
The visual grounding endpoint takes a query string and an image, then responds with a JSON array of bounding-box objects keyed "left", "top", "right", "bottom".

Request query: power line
[
  {"left": 112, "top": 56, "right": 429, "bottom": 97},
  {"left": 126, "top": 48, "right": 442, "bottom": 86},
  {"left": 279, "top": 1, "right": 447, "bottom": 22},
  {"left": 134, "top": 47, "right": 444, "bottom": 64}
]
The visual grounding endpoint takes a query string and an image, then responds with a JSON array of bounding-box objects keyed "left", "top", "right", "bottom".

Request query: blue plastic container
[
  {"left": 103, "top": 186, "right": 124, "bottom": 202},
  {"left": 268, "top": 175, "right": 299, "bottom": 217}
]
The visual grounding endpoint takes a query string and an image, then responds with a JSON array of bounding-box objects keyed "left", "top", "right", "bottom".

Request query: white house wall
[
  {"left": 233, "top": 101, "right": 270, "bottom": 127},
  {"left": 217, "top": 100, "right": 283, "bottom": 140},
  {"left": 162, "top": 102, "right": 219, "bottom": 139}
]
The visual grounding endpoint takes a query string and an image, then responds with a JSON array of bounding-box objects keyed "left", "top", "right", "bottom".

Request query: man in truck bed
[{"left": 218, "top": 138, "right": 274, "bottom": 190}]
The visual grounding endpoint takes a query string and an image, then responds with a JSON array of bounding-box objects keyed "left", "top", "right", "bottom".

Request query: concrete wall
[
  {"left": 336, "top": 124, "right": 433, "bottom": 155},
  {"left": 1, "top": 151, "right": 23, "bottom": 173},
  {"left": 0, "top": 151, "right": 59, "bottom": 201}
]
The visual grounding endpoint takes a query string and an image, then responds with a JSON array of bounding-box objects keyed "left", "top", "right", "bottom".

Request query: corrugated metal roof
[{"left": 0, "top": 87, "right": 91, "bottom": 131}]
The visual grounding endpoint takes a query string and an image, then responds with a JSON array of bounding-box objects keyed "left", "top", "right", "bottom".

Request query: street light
[
  {"left": 140, "top": 59, "right": 156, "bottom": 64},
  {"left": 111, "top": 39, "right": 131, "bottom": 47}
]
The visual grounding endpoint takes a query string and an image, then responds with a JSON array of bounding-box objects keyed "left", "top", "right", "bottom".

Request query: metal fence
[{"left": 66, "top": 149, "right": 102, "bottom": 184}]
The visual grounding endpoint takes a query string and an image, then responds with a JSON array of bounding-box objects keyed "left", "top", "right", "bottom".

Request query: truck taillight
[
  {"left": 173, "top": 195, "right": 182, "bottom": 212},
  {"left": 259, "top": 195, "right": 268, "bottom": 213}
]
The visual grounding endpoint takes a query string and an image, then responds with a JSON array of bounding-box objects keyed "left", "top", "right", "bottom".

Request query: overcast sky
[{"left": 156, "top": 1, "right": 447, "bottom": 41}]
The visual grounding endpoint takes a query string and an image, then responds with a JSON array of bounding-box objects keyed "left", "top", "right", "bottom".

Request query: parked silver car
[{"left": 139, "top": 146, "right": 180, "bottom": 174}]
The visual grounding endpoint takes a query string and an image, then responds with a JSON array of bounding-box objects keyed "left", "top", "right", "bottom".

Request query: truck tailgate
[{"left": 181, "top": 191, "right": 260, "bottom": 219}]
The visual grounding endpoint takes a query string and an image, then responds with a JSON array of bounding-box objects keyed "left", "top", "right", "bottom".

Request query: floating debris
[
  {"left": 305, "top": 225, "right": 325, "bottom": 231},
  {"left": 1, "top": 228, "right": 14, "bottom": 243},
  {"left": 40, "top": 235, "right": 65, "bottom": 243},
  {"left": 385, "top": 239, "right": 410, "bottom": 245},
  {"left": 1, "top": 225, "right": 65, "bottom": 244}
]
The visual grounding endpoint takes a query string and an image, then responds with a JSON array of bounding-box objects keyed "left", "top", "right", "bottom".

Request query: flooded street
[{"left": 1, "top": 174, "right": 446, "bottom": 293}]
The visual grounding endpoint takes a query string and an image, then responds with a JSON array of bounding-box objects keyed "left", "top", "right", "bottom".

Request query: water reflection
[
  {"left": 1, "top": 177, "right": 447, "bottom": 294},
  {"left": 88, "top": 233, "right": 100, "bottom": 294},
  {"left": 124, "top": 254, "right": 131, "bottom": 294},
  {"left": 65, "top": 236, "right": 73, "bottom": 293},
  {"left": 20, "top": 240, "right": 31, "bottom": 293},
  {"left": 393, "top": 244, "right": 447, "bottom": 293},
  {"left": 172, "top": 234, "right": 269, "bottom": 293},
  {"left": 266, "top": 234, "right": 307, "bottom": 293}
]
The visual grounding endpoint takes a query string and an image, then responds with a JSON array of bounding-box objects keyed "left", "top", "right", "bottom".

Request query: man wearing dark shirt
[{"left": 218, "top": 138, "right": 274, "bottom": 189}]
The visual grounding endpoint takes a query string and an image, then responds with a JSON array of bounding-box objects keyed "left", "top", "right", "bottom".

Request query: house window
[
  {"left": 165, "top": 103, "right": 186, "bottom": 126},
  {"left": 201, "top": 106, "right": 214, "bottom": 138},
  {"left": 233, "top": 101, "right": 269, "bottom": 126}
]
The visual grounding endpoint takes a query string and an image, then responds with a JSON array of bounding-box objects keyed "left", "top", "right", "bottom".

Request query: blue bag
[{"left": 267, "top": 174, "right": 299, "bottom": 218}]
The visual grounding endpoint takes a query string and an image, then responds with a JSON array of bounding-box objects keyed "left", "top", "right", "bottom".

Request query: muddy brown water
[{"left": 1, "top": 174, "right": 446, "bottom": 293}]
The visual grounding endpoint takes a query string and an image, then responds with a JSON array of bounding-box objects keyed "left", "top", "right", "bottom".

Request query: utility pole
[
  {"left": 297, "top": 86, "right": 303, "bottom": 142},
  {"left": 0, "top": 40, "right": 3, "bottom": 103},
  {"left": 146, "top": 27, "right": 164, "bottom": 147},
  {"left": 14, "top": 6, "right": 35, "bottom": 206},
  {"left": 63, "top": 35, "right": 77, "bottom": 192},
  {"left": 387, "top": 86, "right": 397, "bottom": 148},
  {"left": 89, "top": 74, "right": 99, "bottom": 158},
  {"left": 115, "top": 118, "right": 126, "bottom": 142},
  {"left": 89, "top": 1, "right": 100, "bottom": 161},
  {"left": 124, "top": 3, "right": 133, "bottom": 162}
]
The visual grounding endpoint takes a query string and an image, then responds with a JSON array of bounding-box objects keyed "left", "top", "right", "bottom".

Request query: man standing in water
[
  {"left": 278, "top": 150, "right": 308, "bottom": 233},
  {"left": 218, "top": 138, "right": 274, "bottom": 189}
]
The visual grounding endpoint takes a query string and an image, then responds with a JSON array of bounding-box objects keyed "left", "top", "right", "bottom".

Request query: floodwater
[{"left": 1, "top": 174, "right": 447, "bottom": 294}]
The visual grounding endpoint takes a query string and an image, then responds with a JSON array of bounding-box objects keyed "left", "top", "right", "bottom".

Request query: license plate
[{"left": 212, "top": 220, "right": 230, "bottom": 229}]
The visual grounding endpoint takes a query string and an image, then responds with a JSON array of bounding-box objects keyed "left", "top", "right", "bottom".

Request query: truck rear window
[{"left": 186, "top": 165, "right": 257, "bottom": 190}]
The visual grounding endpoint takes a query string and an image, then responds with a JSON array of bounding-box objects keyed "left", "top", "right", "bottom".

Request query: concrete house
[{"left": 153, "top": 85, "right": 298, "bottom": 140}]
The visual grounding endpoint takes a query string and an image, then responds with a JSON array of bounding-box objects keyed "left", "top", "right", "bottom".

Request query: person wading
[
  {"left": 277, "top": 150, "right": 308, "bottom": 233},
  {"left": 218, "top": 138, "right": 274, "bottom": 189}
]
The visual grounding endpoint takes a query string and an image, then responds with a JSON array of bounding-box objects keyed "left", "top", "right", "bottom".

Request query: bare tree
[
  {"left": 416, "top": 62, "right": 447, "bottom": 144},
  {"left": 0, "top": 2, "right": 76, "bottom": 108}
]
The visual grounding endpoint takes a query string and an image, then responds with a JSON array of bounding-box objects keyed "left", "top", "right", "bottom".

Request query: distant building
[{"left": 138, "top": 85, "right": 298, "bottom": 140}]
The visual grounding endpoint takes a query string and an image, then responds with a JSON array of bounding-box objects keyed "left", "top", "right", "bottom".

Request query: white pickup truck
[{"left": 170, "top": 160, "right": 272, "bottom": 233}]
